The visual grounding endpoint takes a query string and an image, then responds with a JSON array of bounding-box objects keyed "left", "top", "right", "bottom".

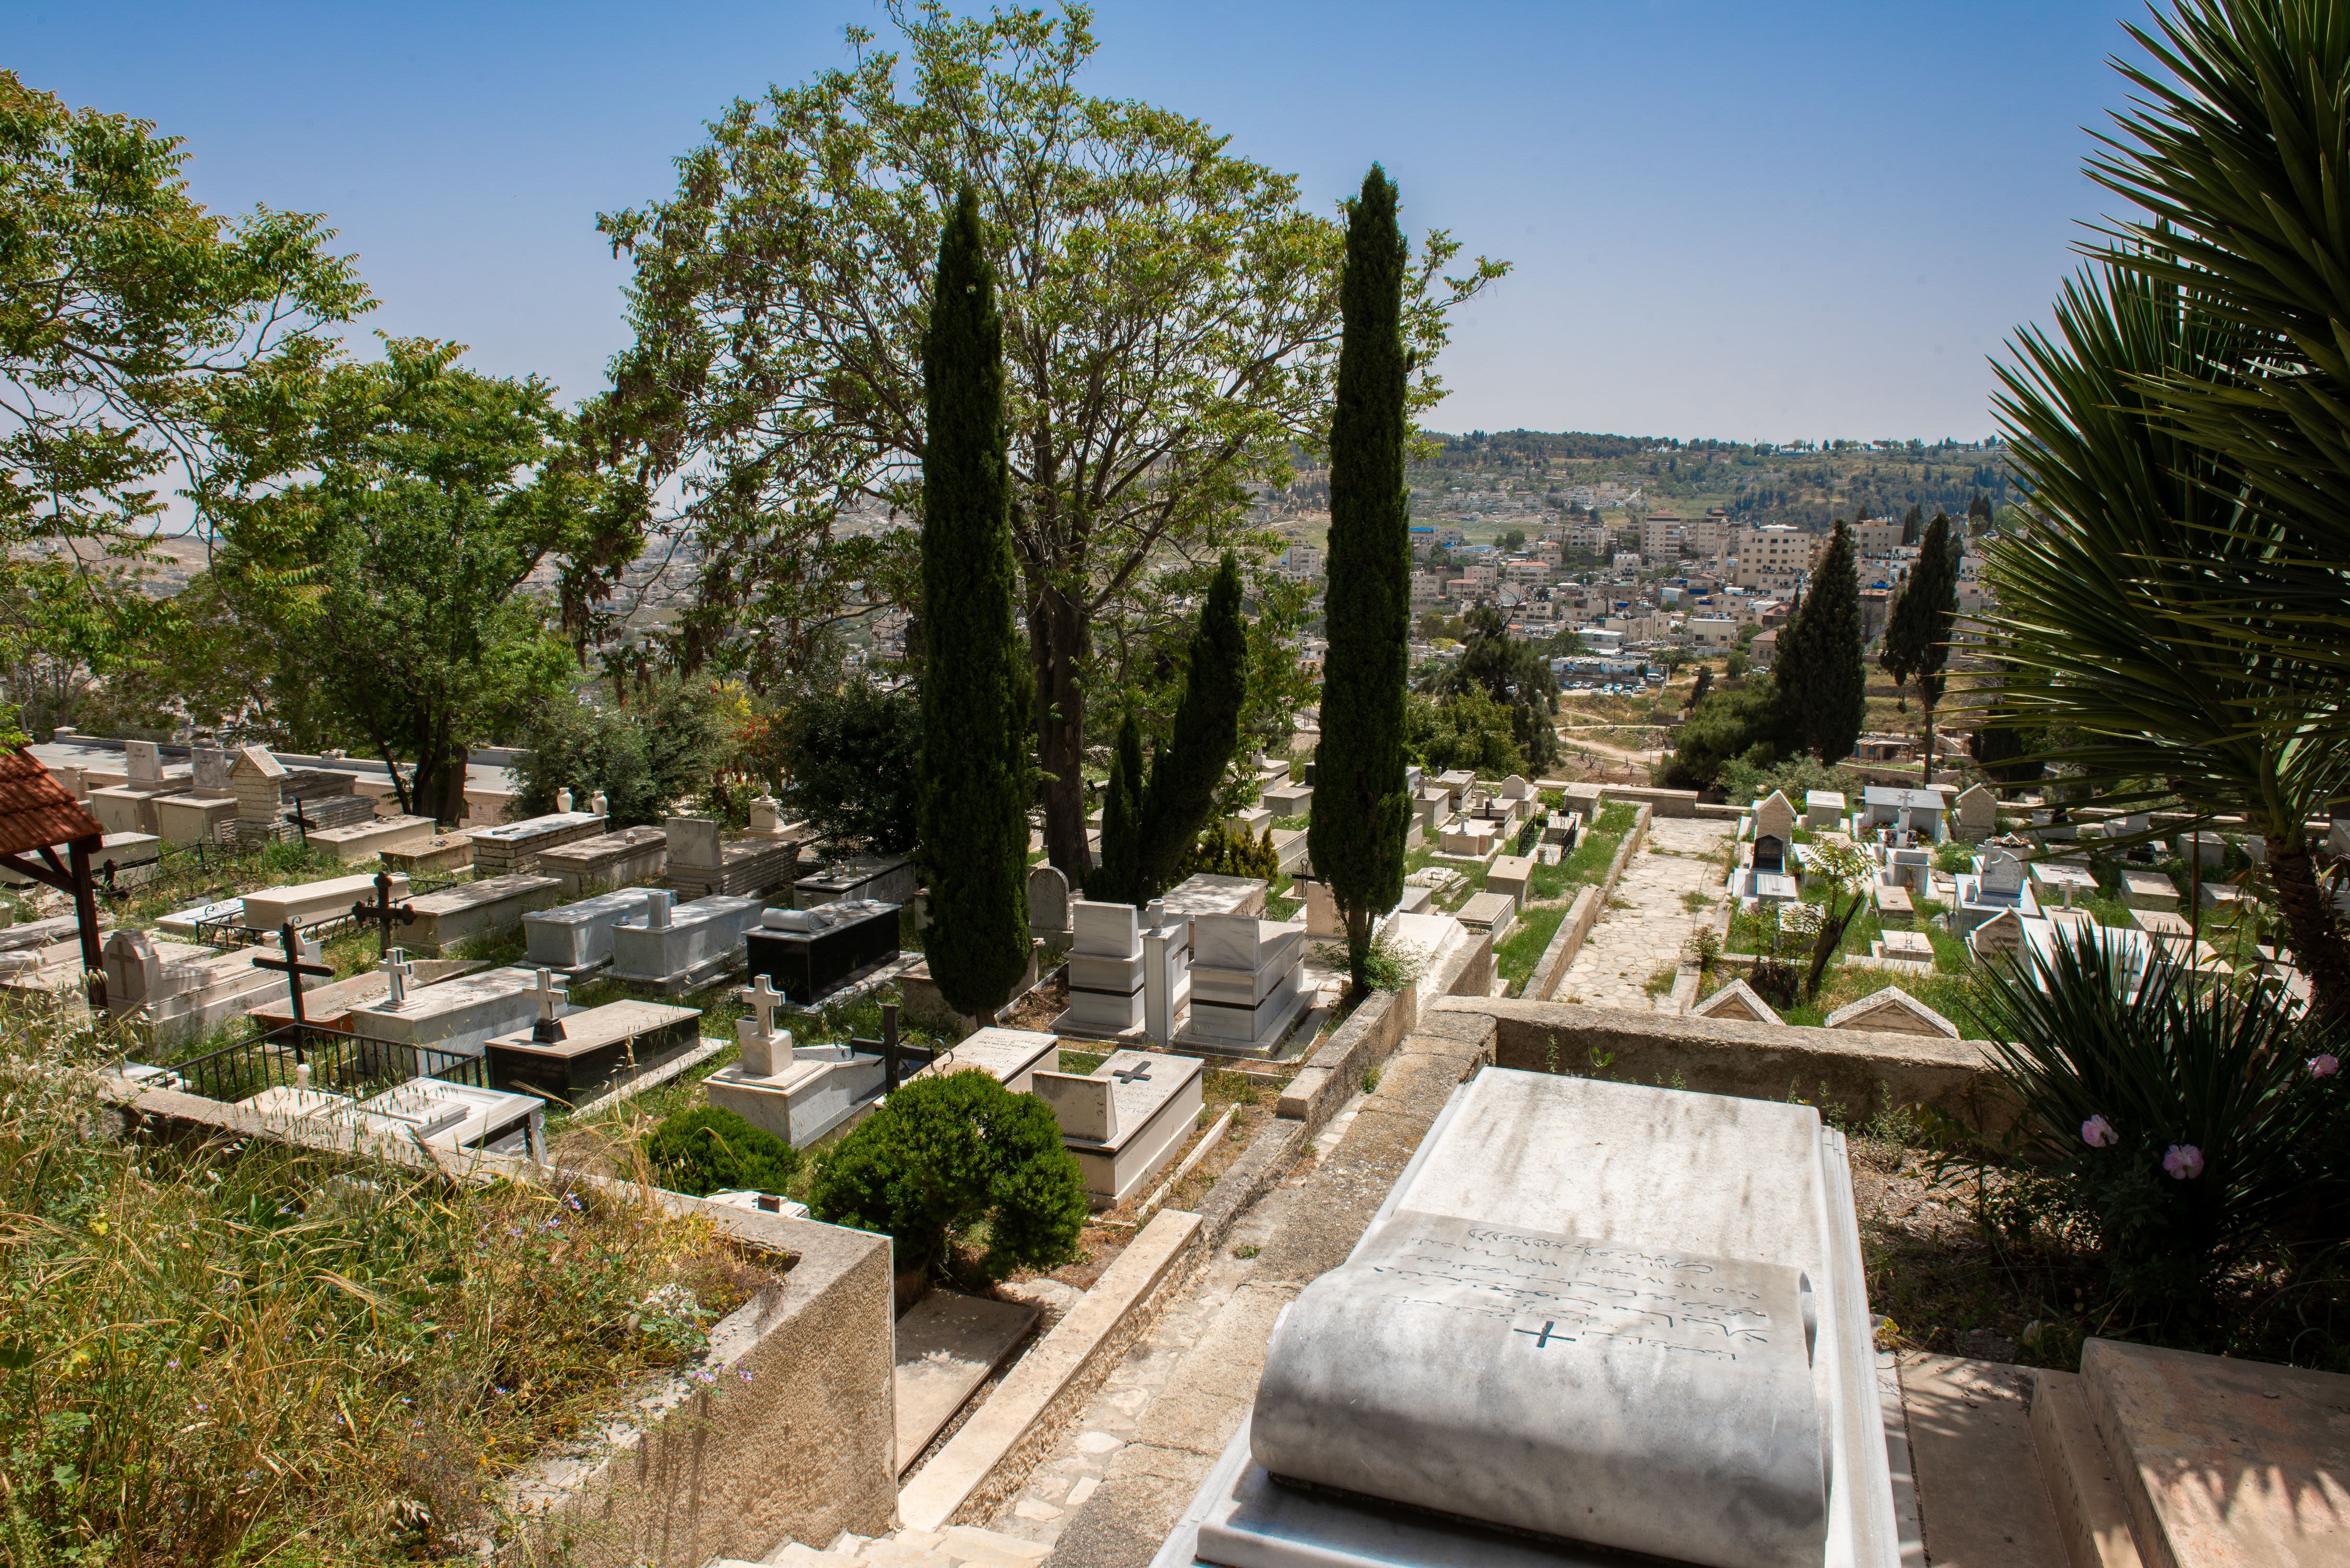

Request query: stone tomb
[
  {"left": 1032, "top": 1047, "right": 1205, "bottom": 1207},
  {"left": 401, "top": 873, "right": 563, "bottom": 956},
  {"left": 1167, "top": 1069, "right": 1898, "bottom": 1568},
  {"left": 912, "top": 1026, "right": 1059, "bottom": 1094},
  {"left": 793, "top": 854, "right": 916, "bottom": 910},
  {"left": 1027, "top": 864, "right": 1073, "bottom": 947},
  {"left": 242, "top": 1075, "right": 546, "bottom": 1161},
  {"left": 1453, "top": 890, "right": 1517, "bottom": 942},
  {"left": 1688, "top": 977, "right": 1782, "bottom": 1025},
  {"left": 1873, "top": 927, "right": 1938, "bottom": 965},
  {"left": 303, "top": 813, "right": 438, "bottom": 865},
  {"left": 484, "top": 988, "right": 701, "bottom": 1102},
  {"left": 744, "top": 899, "right": 902, "bottom": 1006},
  {"left": 1752, "top": 788, "right": 1798, "bottom": 848},
  {"left": 1953, "top": 783, "right": 1998, "bottom": 841},
  {"left": 1805, "top": 789, "right": 1847, "bottom": 831},
  {"left": 537, "top": 825, "right": 667, "bottom": 897},
  {"left": 1873, "top": 883, "right": 1915, "bottom": 926},
  {"left": 666, "top": 815, "right": 802, "bottom": 900},
  {"left": 239, "top": 871, "right": 410, "bottom": 934},
  {"left": 1953, "top": 846, "right": 2039, "bottom": 937},
  {"left": 101, "top": 929, "right": 314, "bottom": 1044},
  {"left": 704, "top": 977, "right": 885, "bottom": 1148},
  {"left": 1180, "top": 910, "right": 1308, "bottom": 1056},
  {"left": 379, "top": 832, "right": 476, "bottom": 876},
  {"left": 151, "top": 788, "right": 238, "bottom": 846},
  {"left": 1437, "top": 818, "right": 1500, "bottom": 860},
  {"left": 2121, "top": 869, "right": 2181, "bottom": 912},
  {"left": 1966, "top": 909, "right": 2025, "bottom": 962},
  {"left": 522, "top": 888, "right": 657, "bottom": 976},
  {"left": 467, "top": 811, "right": 608, "bottom": 877},
  {"left": 1825, "top": 984, "right": 1961, "bottom": 1039},
  {"left": 607, "top": 889, "right": 768, "bottom": 993},
  {"left": 1057, "top": 900, "right": 1147, "bottom": 1037},
  {"left": 344, "top": 961, "right": 557, "bottom": 1059},
  {"left": 1484, "top": 854, "right": 1535, "bottom": 912}
]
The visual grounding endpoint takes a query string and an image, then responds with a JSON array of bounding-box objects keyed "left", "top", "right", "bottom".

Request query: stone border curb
[
  {"left": 1529, "top": 803, "right": 1653, "bottom": 1000},
  {"left": 896, "top": 1208, "right": 1202, "bottom": 1535}
]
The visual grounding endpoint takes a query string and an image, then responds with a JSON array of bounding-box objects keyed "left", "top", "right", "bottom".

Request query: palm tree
[{"left": 1988, "top": 252, "right": 2350, "bottom": 1019}]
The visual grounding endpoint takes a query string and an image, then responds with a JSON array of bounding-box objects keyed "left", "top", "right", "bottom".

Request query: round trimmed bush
[
  {"left": 808, "top": 1069, "right": 1087, "bottom": 1281},
  {"left": 642, "top": 1105, "right": 801, "bottom": 1197}
]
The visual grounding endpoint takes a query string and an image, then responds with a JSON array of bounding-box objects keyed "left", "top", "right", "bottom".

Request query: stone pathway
[{"left": 1554, "top": 816, "right": 1734, "bottom": 1010}]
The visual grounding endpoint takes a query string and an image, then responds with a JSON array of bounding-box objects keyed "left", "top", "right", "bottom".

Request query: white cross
[
  {"left": 380, "top": 947, "right": 414, "bottom": 1007},
  {"left": 739, "top": 974, "right": 785, "bottom": 1042},
  {"left": 533, "top": 966, "right": 568, "bottom": 1023}
]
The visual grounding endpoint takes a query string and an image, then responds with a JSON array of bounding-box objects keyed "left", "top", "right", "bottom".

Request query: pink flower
[
  {"left": 2310, "top": 1054, "right": 2340, "bottom": 1079},
  {"left": 2163, "top": 1144, "right": 2205, "bottom": 1180},
  {"left": 2081, "top": 1115, "right": 2118, "bottom": 1149}
]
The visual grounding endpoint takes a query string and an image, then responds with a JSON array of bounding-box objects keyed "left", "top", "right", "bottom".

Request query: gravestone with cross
[
  {"left": 379, "top": 947, "right": 415, "bottom": 1008},
  {"left": 734, "top": 973, "right": 793, "bottom": 1077},
  {"left": 529, "top": 968, "right": 568, "bottom": 1044},
  {"left": 253, "top": 921, "right": 334, "bottom": 1029}
]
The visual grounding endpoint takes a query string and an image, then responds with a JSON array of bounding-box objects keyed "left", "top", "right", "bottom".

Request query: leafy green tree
[
  {"left": 586, "top": 3, "right": 1503, "bottom": 880},
  {"left": 916, "top": 187, "right": 1034, "bottom": 1019},
  {"left": 236, "top": 340, "right": 583, "bottom": 820},
  {"left": 1311, "top": 167, "right": 1413, "bottom": 990},
  {"left": 1088, "top": 707, "right": 1145, "bottom": 903},
  {"left": 1776, "top": 521, "right": 1864, "bottom": 764},
  {"left": 1990, "top": 251, "right": 2350, "bottom": 1017},
  {"left": 1403, "top": 687, "right": 1522, "bottom": 776},
  {"left": 1500, "top": 527, "right": 1527, "bottom": 553},
  {"left": 0, "top": 72, "right": 368, "bottom": 735},
  {"left": 1655, "top": 685, "right": 1781, "bottom": 794},
  {"left": 809, "top": 1069, "right": 1087, "bottom": 1281},
  {"left": 510, "top": 676, "right": 730, "bottom": 827},
  {"left": 778, "top": 680, "right": 922, "bottom": 853},
  {"left": 1879, "top": 512, "right": 1958, "bottom": 783},
  {"left": 1131, "top": 554, "right": 1249, "bottom": 899},
  {"left": 642, "top": 1105, "right": 801, "bottom": 1196},
  {"left": 1439, "top": 606, "right": 1558, "bottom": 772}
]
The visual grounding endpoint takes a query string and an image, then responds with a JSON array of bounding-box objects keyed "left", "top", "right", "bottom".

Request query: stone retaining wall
[
  {"left": 101, "top": 1078, "right": 896, "bottom": 1564},
  {"left": 1428, "top": 996, "right": 2016, "bottom": 1135},
  {"left": 1596, "top": 783, "right": 1700, "bottom": 817}
]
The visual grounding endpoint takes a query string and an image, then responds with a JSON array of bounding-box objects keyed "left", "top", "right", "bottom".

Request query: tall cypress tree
[
  {"left": 1088, "top": 706, "right": 1144, "bottom": 904},
  {"left": 1132, "top": 552, "right": 1248, "bottom": 900},
  {"left": 916, "top": 185, "right": 1033, "bottom": 1020},
  {"left": 1785, "top": 518, "right": 1867, "bottom": 763},
  {"left": 1880, "top": 512, "right": 1959, "bottom": 784},
  {"left": 1310, "top": 165, "right": 1413, "bottom": 991}
]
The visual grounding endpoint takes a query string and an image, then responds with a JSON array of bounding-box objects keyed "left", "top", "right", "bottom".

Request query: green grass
[
  {"left": 1, "top": 1029, "right": 771, "bottom": 1565},
  {"left": 1494, "top": 903, "right": 1570, "bottom": 993}
]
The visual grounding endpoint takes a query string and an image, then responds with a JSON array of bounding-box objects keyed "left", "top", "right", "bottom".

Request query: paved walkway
[{"left": 1554, "top": 816, "right": 1734, "bottom": 1010}]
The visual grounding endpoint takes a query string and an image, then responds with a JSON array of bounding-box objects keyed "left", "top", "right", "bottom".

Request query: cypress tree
[
  {"left": 1087, "top": 706, "right": 1144, "bottom": 904},
  {"left": 1787, "top": 518, "right": 1867, "bottom": 763},
  {"left": 916, "top": 185, "right": 1033, "bottom": 1020},
  {"left": 1309, "top": 164, "right": 1413, "bottom": 991},
  {"left": 1879, "top": 512, "right": 1959, "bottom": 784},
  {"left": 1899, "top": 503, "right": 1922, "bottom": 546},
  {"left": 1132, "top": 552, "right": 1248, "bottom": 899}
]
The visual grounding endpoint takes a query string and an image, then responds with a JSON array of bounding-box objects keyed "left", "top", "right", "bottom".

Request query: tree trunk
[
  {"left": 429, "top": 742, "right": 470, "bottom": 826},
  {"left": 1345, "top": 903, "right": 1375, "bottom": 994},
  {"left": 1030, "top": 588, "right": 1089, "bottom": 881},
  {"left": 1919, "top": 695, "right": 1936, "bottom": 788},
  {"left": 2264, "top": 830, "right": 2350, "bottom": 1024}
]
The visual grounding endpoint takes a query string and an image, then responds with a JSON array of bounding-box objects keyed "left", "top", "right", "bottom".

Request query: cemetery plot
[{"left": 745, "top": 898, "right": 903, "bottom": 1006}]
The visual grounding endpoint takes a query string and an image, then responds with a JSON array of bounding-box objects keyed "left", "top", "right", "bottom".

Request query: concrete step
[{"left": 2028, "top": 1369, "right": 2145, "bottom": 1568}]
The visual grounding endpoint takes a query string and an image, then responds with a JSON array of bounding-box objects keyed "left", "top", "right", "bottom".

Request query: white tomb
[
  {"left": 1181, "top": 910, "right": 1308, "bottom": 1057},
  {"left": 402, "top": 873, "right": 563, "bottom": 954},
  {"left": 1162, "top": 1069, "right": 1899, "bottom": 1568},
  {"left": 345, "top": 963, "right": 557, "bottom": 1058},
  {"left": 1951, "top": 846, "right": 2039, "bottom": 936},
  {"left": 240, "top": 871, "right": 409, "bottom": 934},
  {"left": 101, "top": 929, "right": 314, "bottom": 1044},
  {"left": 911, "top": 1025, "right": 1060, "bottom": 1094},
  {"left": 703, "top": 975, "right": 886, "bottom": 1149},
  {"left": 522, "top": 887, "right": 658, "bottom": 975},
  {"left": 1056, "top": 899, "right": 1146, "bottom": 1036},
  {"left": 1804, "top": 789, "right": 1847, "bottom": 831},
  {"left": 606, "top": 890, "right": 767, "bottom": 992},
  {"left": 1033, "top": 1047, "right": 1205, "bottom": 1207}
]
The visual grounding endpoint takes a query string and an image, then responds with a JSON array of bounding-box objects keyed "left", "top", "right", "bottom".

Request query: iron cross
[
  {"left": 349, "top": 871, "right": 416, "bottom": 958},
  {"left": 852, "top": 1001, "right": 935, "bottom": 1092},
  {"left": 253, "top": 920, "right": 334, "bottom": 1029}
]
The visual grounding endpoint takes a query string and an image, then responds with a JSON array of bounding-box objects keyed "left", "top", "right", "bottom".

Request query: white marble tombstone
[
  {"left": 191, "top": 746, "right": 231, "bottom": 797},
  {"left": 1028, "top": 864, "right": 1072, "bottom": 941},
  {"left": 125, "top": 740, "right": 162, "bottom": 786},
  {"left": 1032, "top": 1069, "right": 1118, "bottom": 1143}
]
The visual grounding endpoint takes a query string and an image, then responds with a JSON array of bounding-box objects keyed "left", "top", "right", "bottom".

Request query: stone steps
[{"left": 712, "top": 1522, "right": 1048, "bottom": 1568}]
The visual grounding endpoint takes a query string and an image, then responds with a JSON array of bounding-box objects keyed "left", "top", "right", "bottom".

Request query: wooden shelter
[{"left": 0, "top": 748, "right": 107, "bottom": 1004}]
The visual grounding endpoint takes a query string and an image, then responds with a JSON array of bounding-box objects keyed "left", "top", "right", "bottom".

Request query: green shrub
[
  {"left": 1961, "top": 928, "right": 2346, "bottom": 1326},
  {"left": 642, "top": 1105, "right": 802, "bottom": 1197},
  {"left": 809, "top": 1070, "right": 1087, "bottom": 1280},
  {"left": 512, "top": 675, "right": 730, "bottom": 827},
  {"left": 1179, "top": 821, "right": 1281, "bottom": 883}
]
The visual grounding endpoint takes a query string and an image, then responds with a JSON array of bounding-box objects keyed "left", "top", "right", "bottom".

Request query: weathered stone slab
[
  {"left": 523, "top": 887, "right": 657, "bottom": 975},
  {"left": 893, "top": 1292, "right": 1041, "bottom": 1473},
  {"left": 537, "top": 824, "right": 667, "bottom": 897},
  {"left": 402, "top": 873, "right": 561, "bottom": 955}
]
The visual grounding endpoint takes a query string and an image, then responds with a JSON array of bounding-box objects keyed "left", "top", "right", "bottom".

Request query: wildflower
[
  {"left": 2080, "top": 1115, "right": 2117, "bottom": 1149},
  {"left": 738, "top": 1370, "right": 754, "bottom": 1384},
  {"left": 2163, "top": 1144, "right": 2205, "bottom": 1180},
  {"left": 2310, "top": 1054, "right": 2340, "bottom": 1079}
]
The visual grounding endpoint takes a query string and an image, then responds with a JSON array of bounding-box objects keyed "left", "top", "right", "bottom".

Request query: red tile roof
[{"left": 0, "top": 748, "right": 106, "bottom": 857}]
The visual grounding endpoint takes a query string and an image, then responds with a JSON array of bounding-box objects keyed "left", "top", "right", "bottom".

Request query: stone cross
[
  {"left": 734, "top": 975, "right": 791, "bottom": 1077},
  {"left": 531, "top": 967, "right": 568, "bottom": 1043},
  {"left": 380, "top": 946, "right": 414, "bottom": 1007}
]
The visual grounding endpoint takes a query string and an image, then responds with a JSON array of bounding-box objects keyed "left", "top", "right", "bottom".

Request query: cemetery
[{"left": 10, "top": 7, "right": 2350, "bottom": 1561}]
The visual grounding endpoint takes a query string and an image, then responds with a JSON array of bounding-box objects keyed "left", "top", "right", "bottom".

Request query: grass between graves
[
  {"left": 1491, "top": 800, "right": 1638, "bottom": 994},
  {"left": 0, "top": 1018, "right": 780, "bottom": 1566}
]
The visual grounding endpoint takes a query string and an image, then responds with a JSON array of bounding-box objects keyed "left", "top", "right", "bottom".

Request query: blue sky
[{"left": 11, "top": 1, "right": 2146, "bottom": 441}]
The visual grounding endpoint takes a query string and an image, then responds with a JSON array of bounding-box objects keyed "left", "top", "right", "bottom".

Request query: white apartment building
[
  {"left": 1411, "top": 571, "right": 1446, "bottom": 607},
  {"left": 1501, "top": 559, "right": 1552, "bottom": 587},
  {"left": 1734, "top": 524, "right": 1818, "bottom": 591},
  {"left": 1851, "top": 517, "right": 1904, "bottom": 558},
  {"left": 1687, "top": 616, "right": 1741, "bottom": 649},
  {"left": 1566, "top": 520, "right": 1608, "bottom": 551},
  {"left": 1279, "top": 543, "right": 1323, "bottom": 579},
  {"left": 1642, "top": 511, "right": 1684, "bottom": 563},
  {"left": 1612, "top": 551, "right": 1644, "bottom": 574},
  {"left": 1465, "top": 562, "right": 1497, "bottom": 589}
]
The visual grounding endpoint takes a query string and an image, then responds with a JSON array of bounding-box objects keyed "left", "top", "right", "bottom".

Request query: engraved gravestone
[{"left": 1249, "top": 1212, "right": 1827, "bottom": 1568}]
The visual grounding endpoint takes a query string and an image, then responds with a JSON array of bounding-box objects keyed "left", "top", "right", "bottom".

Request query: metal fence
[{"left": 161, "top": 1022, "right": 488, "bottom": 1106}]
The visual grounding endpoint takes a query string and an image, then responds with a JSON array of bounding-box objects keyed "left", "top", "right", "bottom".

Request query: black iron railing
[{"left": 159, "top": 1022, "right": 488, "bottom": 1106}]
